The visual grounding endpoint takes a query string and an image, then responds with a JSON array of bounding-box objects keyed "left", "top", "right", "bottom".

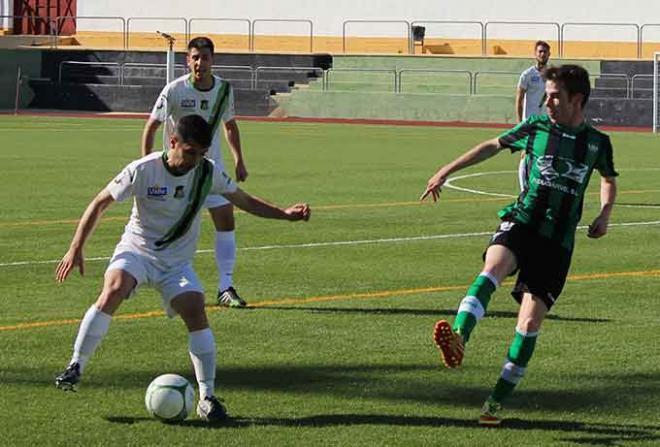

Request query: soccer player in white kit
[
  {"left": 515, "top": 41, "right": 550, "bottom": 190},
  {"left": 55, "top": 115, "right": 311, "bottom": 423},
  {"left": 142, "top": 37, "right": 248, "bottom": 308}
]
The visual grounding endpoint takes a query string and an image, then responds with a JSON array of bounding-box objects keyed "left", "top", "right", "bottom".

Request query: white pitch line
[
  {"left": 444, "top": 171, "right": 517, "bottom": 198},
  {"left": 2, "top": 221, "right": 660, "bottom": 268},
  {"left": 444, "top": 169, "right": 660, "bottom": 208}
]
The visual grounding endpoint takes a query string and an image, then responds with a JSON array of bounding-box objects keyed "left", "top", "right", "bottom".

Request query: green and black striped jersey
[{"left": 497, "top": 115, "right": 618, "bottom": 250}]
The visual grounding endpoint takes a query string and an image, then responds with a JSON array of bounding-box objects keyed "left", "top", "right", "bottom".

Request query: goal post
[{"left": 654, "top": 52, "right": 660, "bottom": 133}]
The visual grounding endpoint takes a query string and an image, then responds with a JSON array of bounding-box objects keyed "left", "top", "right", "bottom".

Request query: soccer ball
[{"left": 145, "top": 374, "right": 195, "bottom": 422}]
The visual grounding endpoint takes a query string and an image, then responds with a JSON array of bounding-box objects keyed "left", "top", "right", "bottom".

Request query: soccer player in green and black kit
[{"left": 420, "top": 65, "right": 618, "bottom": 426}]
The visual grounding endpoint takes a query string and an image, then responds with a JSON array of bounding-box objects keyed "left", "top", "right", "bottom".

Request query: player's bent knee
[
  {"left": 209, "top": 205, "right": 235, "bottom": 231},
  {"left": 483, "top": 246, "right": 517, "bottom": 280},
  {"left": 96, "top": 270, "right": 136, "bottom": 313},
  {"left": 171, "top": 292, "right": 208, "bottom": 331},
  {"left": 517, "top": 317, "right": 542, "bottom": 334},
  {"left": 96, "top": 287, "right": 127, "bottom": 314}
]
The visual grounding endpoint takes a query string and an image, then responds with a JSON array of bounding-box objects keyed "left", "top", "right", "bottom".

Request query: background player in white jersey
[
  {"left": 515, "top": 41, "right": 551, "bottom": 190},
  {"left": 141, "top": 36, "right": 248, "bottom": 308},
  {"left": 55, "top": 115, "right": 311, "bottom": 423}
]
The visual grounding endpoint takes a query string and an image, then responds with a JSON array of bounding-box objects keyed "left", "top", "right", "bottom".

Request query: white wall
[
  {"left": 76, "top": 1, "right": 660, "bottom": 42},
  {"left": 1, "top": 0, "right": 12, "bottom": 30}
]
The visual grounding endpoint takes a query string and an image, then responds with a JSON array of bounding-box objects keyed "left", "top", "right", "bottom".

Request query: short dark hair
[
  {"left": 175, "top": 115, "right": 213, "bottom": 149},
  {"left": 188, "top": 36, "right": 214, "bottom": 55},
  {"left": 535, "top": 40, "right": 550, "bottom": 51},
  {"left": 545, "top": 64, "right": 591, "bottom": 107}
]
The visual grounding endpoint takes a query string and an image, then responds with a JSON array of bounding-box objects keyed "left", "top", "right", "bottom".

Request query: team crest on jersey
[
  {"left": 174, "top": 185, "right": 185, "bottom": 199},
  {"left": 147, "top": 185, "right": 168, "bottom": 198},
  {"left": 201, "top": 100, "right": 209, "bottom": 110},
  {"left": 181, "top": 99, "right": 196, "bottom": 108},
  {"left": 536, "top": 155, "right": 588, "bottom": 183},
  {"left": 534, "top": 156, "right": 588, "bottom": 196}
]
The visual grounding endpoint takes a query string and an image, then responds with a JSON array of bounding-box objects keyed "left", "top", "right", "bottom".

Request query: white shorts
[
  {"left": 106, "top": 249, "right": 204, "bottom": 318},
  {"left": 204, "top": 194, "right": 230, "bottom": 209}
]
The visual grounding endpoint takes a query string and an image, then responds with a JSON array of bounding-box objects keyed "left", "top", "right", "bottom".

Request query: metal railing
[
  {"left": 53, "top": 16, "right": 126, "bottom": 49},
  {"left": 342, "top": 20, "right": 410, "bottom": 54},
  {"left": 121, "top": 62, "right": 187, "bottom": 84},
  {"left": 410, "top": 20, "right": 485, "bottom": 55},
  {"left": 58, "top": 61, "right": 122, "bottom": 84},
  {"left": 251, "top": 19, "right": 313, "bottom": 52},
  {"left": 212, "top": 64, "right": 253, "bottom": 76},
  {"left": 485, "top": 21, "right": 560, "bottom": 56},
  {"left": 640, "top": 24, "right": 660, "bottom": 58},
  {"left": 472, "top": 71, "right": 520, "bottom": 95},
  {"left": 560, "top": 22, "right": 640, "bottom": 58},
  {"left": 188, "top": 18, "right": 250, "bottom": 51},
  {"left": 0, "top": 14, "right": 57, "bottom": 46},
  {"left": 126, "top": 17, "right": 187, "bottom": 50},
  {"left": 592, "top": 73, "right": 631, "bottom": 99},
  {"left": 253, "top": 66, "right": 323, "bottom": 89},
  {"left": 631, "top": 74, "right": 654, "bottom": 98},
  {"left": 320, "top": 68, "right": 638, "bottom": 98},
  {"left": 6, "top": 14, "right": 659, "bottom": 59},
  {"left": 324, "top": 68, "right": 398, "bottom": 92},
  {"left": 397, "top": 69, "right": 473, "bottom": 94}
]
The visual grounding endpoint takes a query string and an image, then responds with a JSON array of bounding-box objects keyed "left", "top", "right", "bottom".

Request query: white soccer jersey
[
  {"left": 518, "top": 66, "right": 546, "bottom": 119},
  {"left": 105, "top": 152, "right": 238, "bottom": 267},
  {"left": 150, "top": 74, "right": 236, "bottom": 166}
]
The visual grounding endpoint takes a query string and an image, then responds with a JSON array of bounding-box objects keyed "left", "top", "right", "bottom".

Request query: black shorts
[{"left": 484, "top": 221, "right": 573, "bottom": 310}]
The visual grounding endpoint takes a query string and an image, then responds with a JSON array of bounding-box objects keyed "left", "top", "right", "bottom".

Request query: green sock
[
  {"left": 490, "top": 329, "right": 538, "bottom": 403},
  {"left": 452, "top": 273, "right": 497, "bottom": 342}
]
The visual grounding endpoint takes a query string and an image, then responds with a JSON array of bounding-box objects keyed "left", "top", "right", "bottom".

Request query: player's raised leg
[
  {"left": 209, "top": 203, "right": 246, "bottom": 308},
  {"left": 170, "top": 291, "right": 228, "bottom": 423},
  {"left": 55, "top": 268, "right": 136, "bottom": 391},
  {"left": 434, "top": 244, "right": 516, "bottom": 368}
]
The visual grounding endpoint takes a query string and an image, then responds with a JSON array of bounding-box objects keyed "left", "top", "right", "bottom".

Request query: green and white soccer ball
[{"left": 145, "top": 374, "right": 195, "bottom": 422}]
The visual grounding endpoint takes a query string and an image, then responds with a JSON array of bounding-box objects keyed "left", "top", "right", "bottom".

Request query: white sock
[
  {"left": 70, "top": 305, "right": 112, "bottom": 374},
  {"left": 215, "top": 231, "right": 236, "bottom": 291},
  {"left": 188, "top": 328, "right": 216, "bottom": 399}
]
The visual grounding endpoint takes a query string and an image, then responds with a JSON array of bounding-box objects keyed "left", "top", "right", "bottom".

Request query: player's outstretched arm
[
  {"left": 420, "top": 137, "right": 503, "bottom": 202},
  {"left": 141, "top": 118, "right": 162, "bottom": 157},
  {"left": 223, "top": 188, "right": 310, "bottom": 221},
  {"left": 588, "top": 176, "right": 617, "bottom": 239},
  {"left": 223, "top": 119, "right": 248, "bottom": 182},
  {"left": 55, "top": 190, "right": 115, "bottom": 283},
  {"left": 515, "top": 87, "right": 526, "bottom": 122}
]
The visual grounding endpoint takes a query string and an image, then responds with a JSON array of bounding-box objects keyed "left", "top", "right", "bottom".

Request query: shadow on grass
[
  {"left": 24, "top": 364, "right": 658, "bottom": 420},
  {"left": 260, "top": 306, "right": 611, "bottom": 323},
  {"left": 104, "top": 413, "right": 660, "bottom": 443}
]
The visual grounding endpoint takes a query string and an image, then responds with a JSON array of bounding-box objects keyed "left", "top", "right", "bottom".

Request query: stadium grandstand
[{"left": 1, "top": 0, "right": 660, "bottom": 127}]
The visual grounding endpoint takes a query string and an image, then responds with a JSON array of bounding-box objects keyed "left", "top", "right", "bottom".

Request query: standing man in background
[
  {"left": 515, "top": 41, "right": 551, "bottom": 190},
  {"left": 142, "top": 36, "right": 249, "bottom": 308}
]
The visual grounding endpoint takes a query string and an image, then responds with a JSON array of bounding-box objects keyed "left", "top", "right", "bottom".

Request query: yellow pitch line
[
  {"left": 2, "top": 269, "right": 659, "bottom": 333},
  {"left": 3, "top": 188, "right": 658, "bottom": 228},
  {"left": 0, "top": 216, "right": 127, "bottom": 227},
  {"left": 0, "top": 198, "right": 505, "bottom": 227}
]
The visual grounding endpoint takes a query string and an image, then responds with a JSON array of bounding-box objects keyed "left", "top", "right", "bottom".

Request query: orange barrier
[{"left": 4, "top": 31, "right": 660, "bottom": 59}]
